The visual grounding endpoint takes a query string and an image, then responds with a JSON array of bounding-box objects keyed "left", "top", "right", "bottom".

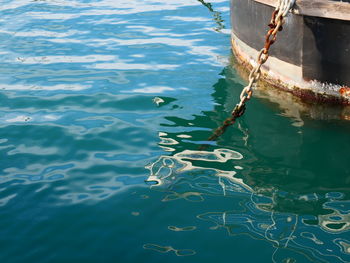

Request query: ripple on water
[
  {"left": 168, "top": 225, "right": 197, "bottom": 232},
  {"left": 1, "top": 0, "right": 350, "bottom": 263},
  {"left": 144, "top": 131, "right": 350, "bottom": 262},
  {"left": 143, "top": 243, "right": 196, "bottom": 257}
]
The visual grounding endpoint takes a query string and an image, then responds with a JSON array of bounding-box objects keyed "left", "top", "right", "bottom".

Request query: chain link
[
  {"left": 235, "top": 0, "right": 295, "bottom": 115},
  {"left": 206, "top": 0, "right": 295, "bottom": 143}
]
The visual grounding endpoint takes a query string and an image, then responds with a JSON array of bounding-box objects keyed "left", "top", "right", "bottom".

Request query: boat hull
[{"left": 230, "top": 0, "right": 350, "bottom": 104}]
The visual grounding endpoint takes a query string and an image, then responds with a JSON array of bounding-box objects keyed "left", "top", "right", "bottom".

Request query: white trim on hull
[{"left": 231, "top": 33, "right": 349, "bottom": 104}]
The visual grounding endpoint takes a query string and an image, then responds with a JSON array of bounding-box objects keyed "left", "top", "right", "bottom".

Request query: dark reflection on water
[
  {"left": 147, "top": 64, "right": 350, "bottom": 262},
  {"left": 197, "top": 0, "right": 225, "bottom": 32}
]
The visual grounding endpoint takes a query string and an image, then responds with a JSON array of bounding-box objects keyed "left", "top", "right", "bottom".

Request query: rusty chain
[{"left": 207, "top": 0, "right": 295, "bottom": 142}]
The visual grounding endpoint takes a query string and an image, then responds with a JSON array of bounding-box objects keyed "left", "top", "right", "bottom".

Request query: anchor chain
[{"left": 208, "top": 0, "right": 295, "bottom": 142}]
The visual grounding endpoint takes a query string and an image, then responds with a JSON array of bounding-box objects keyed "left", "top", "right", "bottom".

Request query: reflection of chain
[
  {"left": 197, "top": 0, "right": 225, "bottom": 32},
  {"left": 208, "top": 0, "right": 295, "bottom": 142}
]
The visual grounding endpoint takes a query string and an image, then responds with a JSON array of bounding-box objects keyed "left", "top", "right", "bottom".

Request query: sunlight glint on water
[{"left": 0, "top": 1, "right": 349, "bottom": 263}]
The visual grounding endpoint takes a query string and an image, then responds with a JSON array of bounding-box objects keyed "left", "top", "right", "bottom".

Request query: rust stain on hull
[
  {"left": 231, "top": 37, "right": 350, "bottom": 106},
  {"left": 230, "top": 54, "right": 350, "bottom": 122}
]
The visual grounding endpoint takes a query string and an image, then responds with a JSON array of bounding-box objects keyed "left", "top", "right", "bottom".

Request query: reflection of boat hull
[{"left": 230, "top": 0, "right": 350, "bottom": 104}]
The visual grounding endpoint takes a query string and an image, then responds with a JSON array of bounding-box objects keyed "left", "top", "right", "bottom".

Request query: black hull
[{"left": 230, "top": 0, "right": 350, "bottom": 104}]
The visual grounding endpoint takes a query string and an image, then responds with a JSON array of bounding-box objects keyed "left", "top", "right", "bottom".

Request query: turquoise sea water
[{"left": 0, "top": 1, "right": 350, "bottom": 262}]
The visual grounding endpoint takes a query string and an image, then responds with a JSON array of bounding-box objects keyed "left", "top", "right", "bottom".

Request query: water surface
[{"left": 0, "top": 1, "right": 350, "bottom": 262}]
